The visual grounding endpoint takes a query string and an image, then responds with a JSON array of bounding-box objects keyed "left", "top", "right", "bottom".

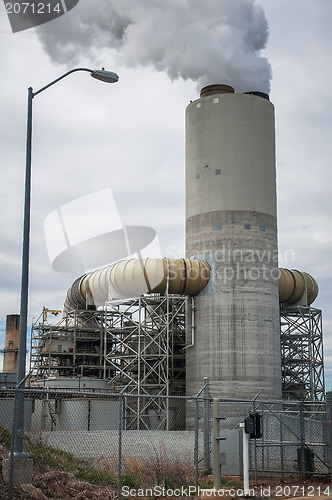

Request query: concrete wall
[
  {"left": 0, "top": 399, "right": 32, "bottom": 431},
  {"left": 30, "top": 398, "right": 119, "bottom": 431},
  {"left": 28, "top": 428, "right": 242, "bottom": 475}
]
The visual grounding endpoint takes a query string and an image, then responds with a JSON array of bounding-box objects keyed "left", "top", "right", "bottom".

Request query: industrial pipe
[
  {"left": 278, "top": 268, "right": 318, "bottom": 305},
  {"left": 64, "top": 260, "right": 318, "bottom": 312},
  {"left": 64, "top": 257, "right": 211, "bottom": 312}
]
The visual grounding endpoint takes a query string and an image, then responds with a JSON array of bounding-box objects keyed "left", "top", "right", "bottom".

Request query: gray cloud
[
  {"left": 0, "top": 0, "right": 331, "bottom": 392},
  {"left": 36, "top": 0, "right": 271, "bottom": 92}
]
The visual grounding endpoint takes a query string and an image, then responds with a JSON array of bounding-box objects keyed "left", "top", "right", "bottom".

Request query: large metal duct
[
  {"left": 63, "top": 259, "right": 318, "bottom": 312},
  {"left": 278, "top": 268, "right": 318, "bottom": 305},
  {"left": 185, "top": 84, "right": 281, "bottom": 400},
  {"left": 64, "top": 257, "right": 211, "bottom": 312}
]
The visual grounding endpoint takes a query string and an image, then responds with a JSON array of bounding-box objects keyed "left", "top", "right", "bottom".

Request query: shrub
[{"left": 0, "top": 425, "right": 12, "bottom": 449}]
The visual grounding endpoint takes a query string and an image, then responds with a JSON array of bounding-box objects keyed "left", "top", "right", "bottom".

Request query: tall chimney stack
[
  {"left": 185, "top": 85, "right": 281, "bottom": 400},
  {"left": 3, "top": 314, "right": 20, "bottom": 374}
]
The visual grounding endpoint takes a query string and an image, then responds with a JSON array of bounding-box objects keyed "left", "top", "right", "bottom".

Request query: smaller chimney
[
  {"left": 3, "top": 314, "right": 20, "bottom": 373},
  {"left": 200, "top": 84, "right": 235, "bottom": 98}
]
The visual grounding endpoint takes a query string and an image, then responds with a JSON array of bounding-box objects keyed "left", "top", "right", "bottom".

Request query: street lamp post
[{"left": 10, "top": 67, "right": 119, "bottom": 475}]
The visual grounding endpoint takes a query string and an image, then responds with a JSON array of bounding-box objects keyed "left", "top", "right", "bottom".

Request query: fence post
[
  {"left": 299, "top": 402, "right": 306, "bottom": 478},
  {"left": 326, "top": 391, "right": 332, "bottom": 476},
  {"left": 252, "top": 399, "right": 257, "bottom": 484},
  {"left": 239, "top": 422, "right": 250, "bottom": 495},
  {"left": 203, "top": 377, "right": 211, "bottom": 471},
  {"left": 8, "top": 387, "right": 19, "bottom": 499},
  {"left": 194, "top": 395, "right": 199, "bottom": 489},
  {"left": 118, "top": 393, "right": 123, "bottom": 499},
  {"left": 4, "top": 376, "right": 33, "bottom": 497},
  {"left": 212, "top": 399, "right": 224, "bottom": 490},
  {"left": 280, "top": 406, "right": 285, "bottom": 478}
]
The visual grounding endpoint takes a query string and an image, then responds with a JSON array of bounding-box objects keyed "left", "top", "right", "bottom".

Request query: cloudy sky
[{"left": 0, "top": 1, "right": 331, "bottom": 391}]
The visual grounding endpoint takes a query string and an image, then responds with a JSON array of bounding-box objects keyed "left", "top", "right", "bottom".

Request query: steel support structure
[
  {"left": 31, "top": 299, "right": 325, "bottom": 430},
  {"left": 30, "top": 296, "right": 187, "bottom": 429},
  {"left": 105, "top": 295, "right": 187, "bottom": 430},
  {"left": 280, "top": 306, "right": 325, "bottom": 401},
  {"left": 30, "top": 308, "right": 114, "bottom": 380}
]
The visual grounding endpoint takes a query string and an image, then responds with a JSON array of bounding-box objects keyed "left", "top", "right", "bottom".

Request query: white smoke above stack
[{"left": 37, "top": 0, "right": 272, "bottom": 93}]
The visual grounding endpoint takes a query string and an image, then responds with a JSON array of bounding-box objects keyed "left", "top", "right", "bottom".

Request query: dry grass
[
  {"left": 98, "top": 445, "right": 196, "bottom": 489},
  {"left": 1, "top": 426, "right": 198, "bottom": 499}
]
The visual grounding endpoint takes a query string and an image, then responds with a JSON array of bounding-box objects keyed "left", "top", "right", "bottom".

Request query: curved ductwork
[
  {"left": 64, "top": 257, "right": 211, "bottom": 312},
  {"left": 63, "top": 259, "right": 318, "bottom": 312},
  {"left": 278, "top": 268, "right": 318, "bottom": 305}
]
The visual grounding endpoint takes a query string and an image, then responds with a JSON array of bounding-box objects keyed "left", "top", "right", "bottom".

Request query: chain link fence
[
  {"left": 212, "top": 398, "right": 330, "bottom": 479},
  {"left": 0, "top": 384, "right": 208, "bottom": 499},
  {"left": 250, "top": 400, "right": 329, "bottom": 477},
  {"left": 0, "top": 383, "right": 331, "bottom": 499}
]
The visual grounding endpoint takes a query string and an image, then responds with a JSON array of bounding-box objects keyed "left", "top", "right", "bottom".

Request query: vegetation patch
[
  {"left": 0, "top": 425, "right": 12, "bottom": 449},
  {"left": 0, "top": 426, "right": 116, "bottom": 493},
  {"left": 98, "top": 445, "right": 196, "bottom": 490}
]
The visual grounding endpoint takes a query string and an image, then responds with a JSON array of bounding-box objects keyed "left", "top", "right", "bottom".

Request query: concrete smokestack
[
  {"left": 3, "top": 314, "right": 20, "bottom": 374},
  {"left": 185, "top": 85, "right": 282, "bottom": 400}
]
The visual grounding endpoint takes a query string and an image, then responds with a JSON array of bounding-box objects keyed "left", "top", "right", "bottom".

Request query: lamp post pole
[
  {"left": 11, "top": 86, "right": 33, "bottom": 461},
  {"left": 11, "top": 67, "right": 119, "bottom": 462}
]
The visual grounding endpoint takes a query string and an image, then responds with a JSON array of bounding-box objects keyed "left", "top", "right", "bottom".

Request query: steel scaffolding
[
  {"left": 104, "top": 295, "right": 187, "bottom": 429},
  {"left": 30, "top": 299, "right": 325, "bottom": 431},
  {"left": 280, "top": 306, "right": 325, "bottom": 401},
  {"left": 30, "top": 308, "right": 114, "bottom": 380},
  {"left": 30, "top": 297, "right": 188, "bottom": 429}
]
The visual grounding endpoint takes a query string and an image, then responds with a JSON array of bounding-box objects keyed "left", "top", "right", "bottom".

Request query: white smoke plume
[{"left": 37, "top": 0, "right": 272, "bottom": 93}]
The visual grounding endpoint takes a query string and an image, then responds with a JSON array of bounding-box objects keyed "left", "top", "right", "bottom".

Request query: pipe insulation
[
  {"left": 278, "top": 268, "right": 318, "bottom": 305},
  {"left": 63, "top": 259, "right": 318, "bottom": 312},
  {"left": 63, "top": 257, "right": 211, "bottom": 312}
]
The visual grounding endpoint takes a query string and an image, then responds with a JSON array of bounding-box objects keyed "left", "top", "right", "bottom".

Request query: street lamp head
[{"left": 90, "top": 69, "right": 119, "bottom": 83}]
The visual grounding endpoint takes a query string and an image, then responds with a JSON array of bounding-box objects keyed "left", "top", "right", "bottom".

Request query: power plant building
[{"left": 4, "top": 84, "right": 324, "bottom": 427}]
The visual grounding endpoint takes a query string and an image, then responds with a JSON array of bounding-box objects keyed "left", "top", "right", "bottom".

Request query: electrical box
[
  {"left": 219, "top": 452, "right": 226, "bottom": 466},
  {"left": 297, "top": 447, "right": 314, "bottom": 473},
  {"left": 245, "top": 415, "right": 254, "bottom": 435},
  {"left": 245, "top": 413, "right": 262, "bottom": 439}
]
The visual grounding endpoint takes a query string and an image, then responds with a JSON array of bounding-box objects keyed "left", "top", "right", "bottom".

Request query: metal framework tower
[
  {"left": 30, "top": 296, "right": 188, "bottom": 429},
  {"left": 280, "top": 306, "right": 325, "bottom": 401},
  {"left": 30, "top": 298, "right": 325, "bottom": 432},
  {"left": 105, "top": 295, "right": 187, "bottom": 429},
  {"left": 30, "top": 307, "right": 114, "bottom": 380}
]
